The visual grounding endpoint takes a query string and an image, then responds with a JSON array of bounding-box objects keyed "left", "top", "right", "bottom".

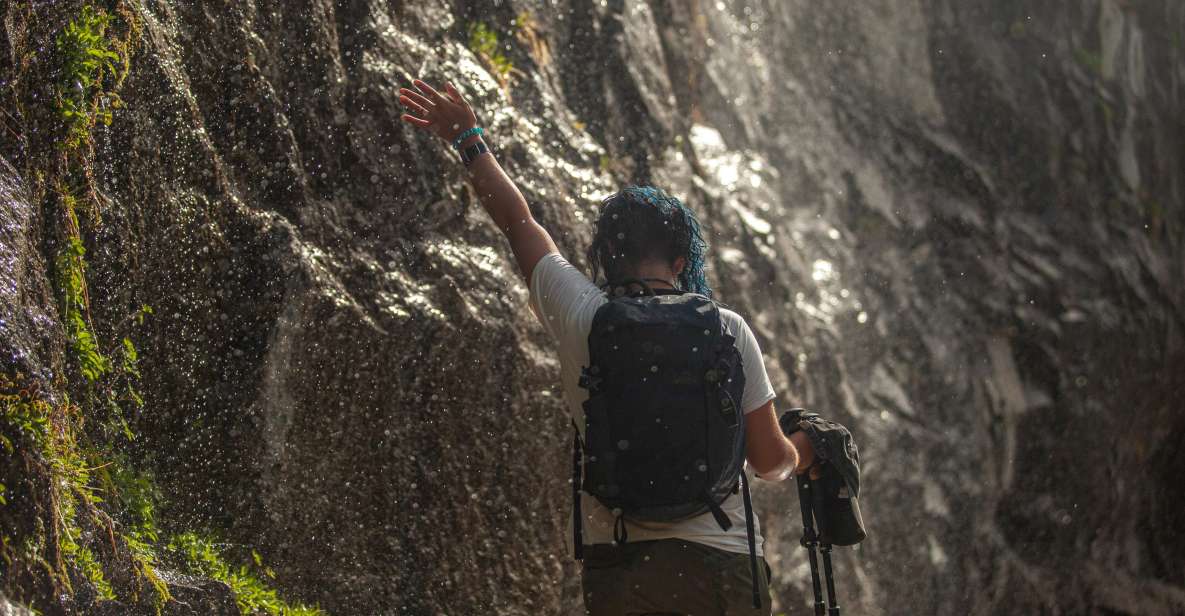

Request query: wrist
[
  {"left": 459, "top": 138, "right": 490, "bottom": 168},
  {"left": 789, "top": 430, "right": 815, "bottom": 474},
  {"left": 753, "top": 441, "right": 798, "bottom": 482},
  {"left": 451, "top": 126, "right": 483, "bottom": 149},
  {"left": 457, "top": 133, "right": 483, "bottom": 150}
]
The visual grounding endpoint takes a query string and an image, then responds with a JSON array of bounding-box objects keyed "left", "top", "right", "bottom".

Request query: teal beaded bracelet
[{"left": 452, "top": 126, "right": 483, "bottom": 149}]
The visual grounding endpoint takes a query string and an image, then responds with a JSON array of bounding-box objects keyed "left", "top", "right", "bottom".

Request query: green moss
[
  {"left": 1074, "top": 47, "right": 1102, "bottom": 75},
  {"left": 60, "top": 516, "right": 115, "bottom": 600},
  {"left": 0, "top": 382, "right": 51, "bottom": 455},
  {"left": 2, "top": 375, "right": 96, "bottom": 599},
  {"left": 166, "top": 533, "right": 324, "bottom": 616},
  {"left": 1, "top": 5, "right": 165, "bottom": 612},
  {"left": 1100, "top": 99, "right": 1115, "bottom": 127},
  {"left": 468, "top": 22, "right": 514, "bottom": 79},
  {"left": 1, "top": 374, "right": 173, "bottom": 613}
]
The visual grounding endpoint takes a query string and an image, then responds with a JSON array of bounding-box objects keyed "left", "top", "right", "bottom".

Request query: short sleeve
[
  {"left": 528, "top": 252, "right": 605, "bottom": 345},
  {"left": 727, "top": 312, "right": 777, "bottom": 414}
]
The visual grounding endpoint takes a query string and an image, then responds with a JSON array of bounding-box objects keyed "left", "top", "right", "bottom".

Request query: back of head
[{"left": 586, "top": 186, "right": 712, "bottom": 297}]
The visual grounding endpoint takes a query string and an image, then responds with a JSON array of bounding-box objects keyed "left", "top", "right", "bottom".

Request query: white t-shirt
[{"left": 528, "top": 252, "right": 776, "bottom": 556}]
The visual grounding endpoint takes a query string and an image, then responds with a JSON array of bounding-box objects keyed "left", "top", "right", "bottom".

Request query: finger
[
  {"left": 413, "top": 79, "right": 444, "bottom": 102},
  {"left": 398, "top": 88, "right": 434, "bottom": 111},
  {"left": 444, "top": 82, "right": 465, "bottom": 106},
  {"left": 400, "top": 114, "right": 432, "bottom": 128},
  {"left": 398, "top": 96, "right": 430, "bottom": 118}
]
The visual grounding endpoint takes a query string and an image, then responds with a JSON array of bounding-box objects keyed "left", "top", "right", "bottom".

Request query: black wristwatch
[{"left": 460, "top": 140, "right": 489, "bottom": 166}]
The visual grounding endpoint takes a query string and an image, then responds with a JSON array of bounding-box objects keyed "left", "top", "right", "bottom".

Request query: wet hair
[{"left": 586, "top": 186, "right": 711, "bottom": 297}]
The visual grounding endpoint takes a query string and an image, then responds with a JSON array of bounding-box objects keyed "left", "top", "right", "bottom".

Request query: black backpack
[{"left": 572, "top": 281, "right": 762, "bottom": 607}]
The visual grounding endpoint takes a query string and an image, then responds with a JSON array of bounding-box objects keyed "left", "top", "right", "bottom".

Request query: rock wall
[{"left": 2, "top": 0, "right": 1182, "bottom": 614}]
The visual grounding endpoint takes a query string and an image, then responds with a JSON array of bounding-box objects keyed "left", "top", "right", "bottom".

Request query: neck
[{"left": 622, "top": 262, "right": 678, "bottom": 289}]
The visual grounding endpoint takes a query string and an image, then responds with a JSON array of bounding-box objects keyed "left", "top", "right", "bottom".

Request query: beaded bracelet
[{"left": 452, "top": 126, "right": 483, "bottom": 150}]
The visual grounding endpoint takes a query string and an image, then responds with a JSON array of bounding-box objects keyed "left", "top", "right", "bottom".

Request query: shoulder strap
[
  {"left": 602, "top": 278, "right": 687, "bottom": 297},
  {"left": 571, "top": 422, "right": 583, "bottom": 560},
  {"left": 741, "top": 471, "right": 761, "bottom": 609}
]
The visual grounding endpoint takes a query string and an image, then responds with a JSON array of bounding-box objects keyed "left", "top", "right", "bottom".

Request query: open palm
[{"left": 398, "top": 79, "right": 476, "bottom": 143}]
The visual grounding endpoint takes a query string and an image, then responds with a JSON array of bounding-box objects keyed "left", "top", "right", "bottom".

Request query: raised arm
[{"left": 399, "top": 79, "right": 558, "bottom": 283}]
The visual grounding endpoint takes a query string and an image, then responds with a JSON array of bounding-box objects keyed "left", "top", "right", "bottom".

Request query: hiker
[{"left": 399, "top": 78, "right": 817, "bottom": 615}]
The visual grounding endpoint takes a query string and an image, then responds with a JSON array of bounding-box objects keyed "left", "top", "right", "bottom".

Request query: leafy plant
[
  {"left": 54, "top": 5, "right": 128, "bottom": 149},
  {"left": 166, "top": 533, "right": 324, "bottom": 616},
  {"left": 60, "top": 515, "right": 116, "bottom": 600},
  {"left": 57, "top": 234, "right": 110, "bottom": 384}
]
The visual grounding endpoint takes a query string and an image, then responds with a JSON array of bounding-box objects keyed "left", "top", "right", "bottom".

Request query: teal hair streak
[{"left": 588, "top": 186, "right": 712, "bottom": 297}]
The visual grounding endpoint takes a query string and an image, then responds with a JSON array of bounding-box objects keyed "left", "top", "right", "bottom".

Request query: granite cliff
[{"left": 2, "top": 1, "right": 1182, "bottom": 614}]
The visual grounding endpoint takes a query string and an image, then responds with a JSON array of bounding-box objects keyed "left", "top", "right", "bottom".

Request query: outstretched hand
[{"left": 398, "top": 79, "right": 477, "bottom": 143}]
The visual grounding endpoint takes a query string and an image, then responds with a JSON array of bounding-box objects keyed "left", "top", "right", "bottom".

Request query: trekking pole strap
[
  {"left": 740, "top": 472, "right": 761, "bottom": 609},
  {"left": 572, "top": 427, "right": 584, "bottom": 560}
]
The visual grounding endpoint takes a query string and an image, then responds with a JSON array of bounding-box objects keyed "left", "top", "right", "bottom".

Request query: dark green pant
[{"left": 581, "top": 539, "right": 772, "bottom": 616}]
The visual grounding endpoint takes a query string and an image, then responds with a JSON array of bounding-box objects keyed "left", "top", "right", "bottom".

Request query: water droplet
[
  {"left": 617, "top": 440, "right": 630, "bottom": 450},
  {"left": 650, "top": 364, "right": 658, "bottom": 372}
]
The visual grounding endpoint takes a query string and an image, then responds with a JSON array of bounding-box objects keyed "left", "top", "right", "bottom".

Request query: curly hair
[{"left": 586, "top": 186, "right": 712, "bottom": 297}]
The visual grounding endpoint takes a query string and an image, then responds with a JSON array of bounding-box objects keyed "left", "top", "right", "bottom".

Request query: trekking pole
[
  {"left": 819, "top": 543, "right": 840, "bottom": 616},
  {"left": 796, "top": 475, "right": 826, "bottom": 616},
  {"left": 810, "top": 474, "right": 841, "bottom": 616}
]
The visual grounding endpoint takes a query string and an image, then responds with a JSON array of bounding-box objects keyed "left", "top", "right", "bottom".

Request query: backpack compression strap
[{"left": 702, "top": 491, "right": 733, "bottom": 531}]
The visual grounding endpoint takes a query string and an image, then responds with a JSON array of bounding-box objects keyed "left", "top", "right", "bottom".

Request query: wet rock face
[
  {"left": 0, "top": 158, "right": 60, "bottom": 385},
  {"left": 0, "top": 593, "right": 37, "bottom": 616},
  {"left": 2, "top": 0, "right": 1183, "bottom": 614}
]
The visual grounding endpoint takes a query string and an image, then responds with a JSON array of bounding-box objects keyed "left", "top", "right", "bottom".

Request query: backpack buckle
[{"left": 719, "top": 394, "right": 739, "bottom": 427}]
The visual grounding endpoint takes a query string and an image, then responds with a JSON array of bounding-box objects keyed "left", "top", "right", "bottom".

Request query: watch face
[{"left": 463, "top": 142, "right": 488, "bottom": 164}]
